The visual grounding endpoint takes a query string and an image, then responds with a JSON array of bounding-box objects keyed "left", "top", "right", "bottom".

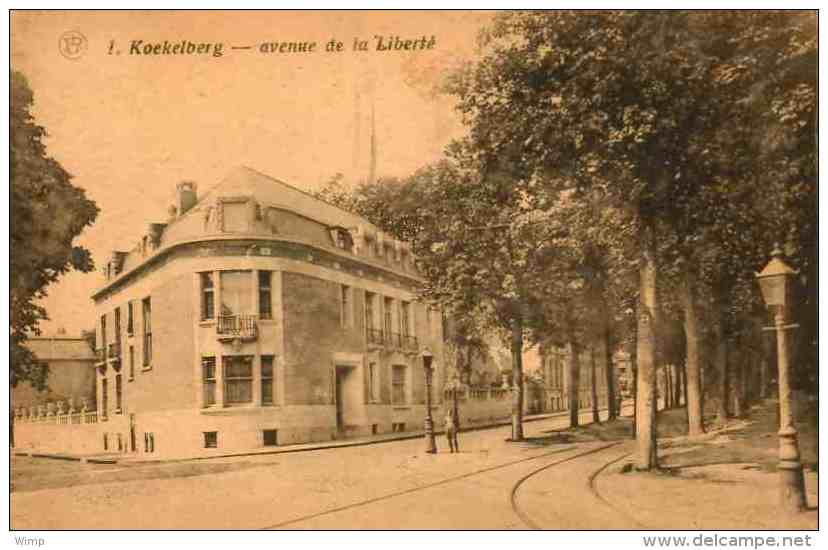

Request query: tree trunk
[
  {"left": 510, "top": 316, "right": 524, "bottom": 441},
  {"left": 630, "top": 322, "right": 638, "bottom": 438},
  {"left": 673, "top": 364, "right": 683, "bottom": 407},
  {"left": 591, "top": 343, "right": 600, "bottom": 423},
  {"left": 713, "top": 315, "right": 729, "bottom": 426},
  {"left": 680, "top": 270, "right": 704, "bottom": 436},
  {"left": 732, "top": 346, "right": 744, "bottom": 418},
  {"left": 604, "top": 319, "right": 617, "bottom": 420},
  {"left": 568, "top": 321, "right": 582, "bottom": 429},
  {"left": 759, "top": 334, "right": 769, "bottom": 400},
  {"left": 635, "top": 220, "right": 659, "bottom": 470}
]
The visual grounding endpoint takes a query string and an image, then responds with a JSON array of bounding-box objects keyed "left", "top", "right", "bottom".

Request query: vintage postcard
[{"left": 8, "top": 8, "right": 819, "bottom": 541}]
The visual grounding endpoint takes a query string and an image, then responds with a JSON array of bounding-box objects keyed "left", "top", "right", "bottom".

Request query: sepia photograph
[{"left": 7, "top": 7, "right": 820, "bottom": 540}]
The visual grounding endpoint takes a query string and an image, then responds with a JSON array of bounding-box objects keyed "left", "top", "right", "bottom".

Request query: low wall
[
  {"left": 444, "top": 388, "right": 514, "bottom": 427},
  {"left": 14, "top": 413, "right": 105, "bottom": 455},
  {"left": 12, "top": 404, "right": 440, "bottom": 459}
]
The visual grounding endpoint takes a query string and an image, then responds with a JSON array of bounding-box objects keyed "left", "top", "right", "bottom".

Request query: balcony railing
[
  {"left": 95, "top": 348, "right": 106, "bottom": 365},
  {"left": 388, "top": 332, "right": 403, "bottom": 348},
  {"left": 217, "top": 314, "right": 258, "bottom": 342},
  {"left": 367, "top": 327, "right": 384, "bottom": 346},
  {"left": 107, "top": 342, "right": 121, "bottom": 362},
  {"left": 366, "top": 329, "right": 419, "bottom": 352},
  {"left": 402, "top": 334, "right": 418, "bottom": 351}
]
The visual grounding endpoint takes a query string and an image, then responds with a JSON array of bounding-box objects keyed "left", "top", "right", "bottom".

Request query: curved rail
[
  {"left": 261, "top": 444, "right": 578, "bottom": 529},
  {"left": 509, "top": 442, "right": 624, "bottom": 529}
]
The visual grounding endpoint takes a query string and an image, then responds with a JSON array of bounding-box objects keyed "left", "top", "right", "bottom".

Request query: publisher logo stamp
[{"left": 59, "top": 30, "right": 87, "bottom": 60}]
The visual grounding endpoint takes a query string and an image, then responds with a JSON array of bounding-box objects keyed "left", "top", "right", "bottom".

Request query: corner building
[{"left": 92, "top": 167, "right": 444, "bottom": 458}]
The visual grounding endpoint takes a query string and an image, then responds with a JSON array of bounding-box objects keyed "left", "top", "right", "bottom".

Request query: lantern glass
[
  {"left": 756, "top": 247, "right": 797, "bottom": 309},
  {"left": 421, "top": 349, "right": 433, "bottom": 372},
  {"left": 757, "top": 273, "right": 788, "bottom": 308}
]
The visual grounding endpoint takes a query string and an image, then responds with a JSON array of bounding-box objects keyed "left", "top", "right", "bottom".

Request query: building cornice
[{"left": 91, "top": 233, "right": 424, "bottom": 302}]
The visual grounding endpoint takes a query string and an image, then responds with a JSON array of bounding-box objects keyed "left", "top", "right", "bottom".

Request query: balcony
[
  {"left": 107, "top": 342, "right": 121, "bottom": 365},
  {"left": 366, "top": 327, "right": 384, "bottom": 348},
  {"left": 95, "top": 347, "right": 106, "bottom": 366},
  {"left": 217, "top": 314, "right": 258, "bottom": 342},
  {"left": 402, "top": 334, "right": 419, "bottom": 351},
  {"left": 366, "top": 329, "right": 418, "bottom": 353}
]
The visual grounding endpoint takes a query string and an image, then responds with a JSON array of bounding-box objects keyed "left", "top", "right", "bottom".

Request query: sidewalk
[
  {"left": 14, "top": 408, "right": 586, "bottom": 465},
  {"left": 589, "top": 401, "right": 819, "bottom": 530}
]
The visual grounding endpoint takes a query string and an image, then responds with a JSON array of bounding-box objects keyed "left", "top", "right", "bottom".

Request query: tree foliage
[{"left": 10, "top": 70, "right": 99, "bottom": 389}]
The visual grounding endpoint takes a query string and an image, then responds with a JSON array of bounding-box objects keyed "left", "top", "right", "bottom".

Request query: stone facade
[
  {"left": 537, "top": 342, "right": 612, "bottom": 414},
  {"left": 18, "top": 167, "right": 446, "bottom": 459}
]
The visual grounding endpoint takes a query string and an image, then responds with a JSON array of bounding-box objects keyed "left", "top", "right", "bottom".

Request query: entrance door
[{"left": 335, "top": 369, "right": 346, "bottom": 432}]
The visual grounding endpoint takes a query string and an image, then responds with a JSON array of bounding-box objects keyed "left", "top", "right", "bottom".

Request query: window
[
  {"left": 400, "top": 301, "right": 411, "bottom": 336},
  {"left": 340, "top": 285, "right": 351, "bottom": 328},
  {"left": 223, "top": 356, "right": 253, "bottom": 404},
  {"left": 368, "top": 362, "right": 378, "bottom": 403},
  {"left": 263, "top": 429, "right": 278, "bottom": 446},
  {"left": 127, "top": 301, "right": 134, "bottom": 335},
  {"left": 384, "top": 297, "right": 394, "bottom": 336},
  {"left": 392, "top": 365, "right": 407, "bottom": 405},
  {"left": 365, "top": 292, "right": 376, "bottom": 331},
  {"left": 258, "top": 271, "right": 272, "bottom": 319},
  {"left": 101, "top": 378, "right": 108, "bottom": 418},
  {"left": 103, "top": 433, "right": 108, "bottom": 451},
  {"left": 100, "top": 314, "right": 107, "bottom": 353},
  {"left": 332, "top": 228, "right": 353, "bottom": 251},
  {"left": 261, "top": 355, "right": 274, "bottom": 405},
  {"left": 142, "top": 297, "right": 152, "bottom": 366},
  {"left": 129, "top": 346, "right": 135, "bottom": 380},
  {"left": 144, "top": 432, "right": 149, "bottom": 452},
  {"left": 202, "top": 357, "right": 216, "bottom": 406},
  {"left": 221, "top": 200, "right": 248, "bottom": 232},
  {"left": 115, "top": 374, "right": 122, "bottom": 413},
  {"left": 114, "top": 307, "right": 122, "bottom": 346},
  {"left": 204, "top": 431, "right": 218, "bottom": 448},
  {"left": 201, "top": 272, "right": 215, "bottom": 320},
  {"left": 148, "top": 433, "right": 155, "bottom": 453},
  {"left": 220, "top": 271, "right": 252, "bottom": 316}
]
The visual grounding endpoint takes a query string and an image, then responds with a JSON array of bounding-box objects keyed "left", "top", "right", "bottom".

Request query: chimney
[{"left": 177, "top": 181, "right": 198, "bottom": 216}]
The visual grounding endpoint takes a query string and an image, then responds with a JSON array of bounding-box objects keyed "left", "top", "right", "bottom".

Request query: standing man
[{"left": 445, "top": 407, "right": 459, "bottom": 453}]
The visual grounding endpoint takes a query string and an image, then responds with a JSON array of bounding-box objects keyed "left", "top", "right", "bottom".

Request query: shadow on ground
[
  {"left": 658, "top": 398, "right": 818, "bottom": 473},
  {"left": 11, "top": 456, "right": 265, "bottom": 493}
]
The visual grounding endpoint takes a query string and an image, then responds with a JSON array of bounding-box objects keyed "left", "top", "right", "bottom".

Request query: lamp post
[
  {"left": 756, "top": 245, "right": 806, "bottom": 513},
  {"left": 422, "top": 348, "right": 437, "bottom": 454}
]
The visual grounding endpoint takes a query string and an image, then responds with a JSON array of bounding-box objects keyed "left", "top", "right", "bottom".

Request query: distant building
[
  {"left": 11, "top": 333, "right": 97, "bottom": 412},
  {"left": 537, "top": 342, "right": 612, "bottom": 414},
  {"left": 16, "top": 167, "right": 446, "bottom": 458},
  {"left": 613, "top": 350, "right": 635, "bottom": 399}
]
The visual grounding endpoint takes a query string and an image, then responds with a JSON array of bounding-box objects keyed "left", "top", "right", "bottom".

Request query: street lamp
[
  {"left": 421, "top": 348, "right": 437, "bottom": 454},
  {"left": 756, "top": 244, "right": 806, "bottom": 513}
]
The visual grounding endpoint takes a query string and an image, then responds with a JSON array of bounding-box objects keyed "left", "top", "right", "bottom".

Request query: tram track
[
  {"left": 261, "top": 444, "right": 584, "bottom": 529},
  {"left": 263, "top": 440, "right": 628, "bottom": 530},
  {"left": 508, "top": 441, "right": 624, "bottom": 529}
]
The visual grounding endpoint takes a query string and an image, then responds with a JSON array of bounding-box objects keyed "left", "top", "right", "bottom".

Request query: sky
[{"left": 11, "top": 10, "right": 497, "bottom": 337}]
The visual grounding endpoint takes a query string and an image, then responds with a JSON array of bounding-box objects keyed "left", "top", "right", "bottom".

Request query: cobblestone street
[{"left": 12, "top": 411, "right": 619, "bottom": 530}]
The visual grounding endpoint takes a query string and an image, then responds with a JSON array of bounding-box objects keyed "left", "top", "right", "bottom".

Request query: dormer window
[{"left": 329, "top": 227, "right": 353, "bottom": 252}]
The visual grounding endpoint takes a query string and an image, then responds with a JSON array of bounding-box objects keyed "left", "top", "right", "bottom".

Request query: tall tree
[
  {"left": 445, "top": 9, "right": 815, "bottom": 469},
  {"left": 10, "top": 70, "right": 99, "bottom": 389}
]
